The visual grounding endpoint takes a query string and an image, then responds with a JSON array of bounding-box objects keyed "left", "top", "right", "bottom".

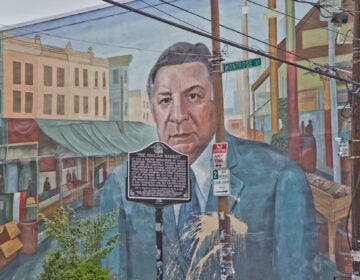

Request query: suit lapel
[{"left": 226, "top": 133, "right": 246, "bottom": 212}]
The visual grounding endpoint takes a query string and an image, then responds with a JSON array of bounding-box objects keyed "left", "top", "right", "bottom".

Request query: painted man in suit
[{"left": 101, "top": 42, "right": 335, "bottom": 279}]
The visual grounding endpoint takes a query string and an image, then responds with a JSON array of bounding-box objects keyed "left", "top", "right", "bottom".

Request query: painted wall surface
[{"left": 0, "top": 0, "right": 355, "bottom": 279}]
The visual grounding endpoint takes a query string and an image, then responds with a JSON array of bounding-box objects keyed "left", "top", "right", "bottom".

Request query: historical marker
[
  {"left": 127, "top": 141, "right": 190, "bottom": 206},
  {"left": 127, "top": 141, "right": 190, "bottom": 280}
]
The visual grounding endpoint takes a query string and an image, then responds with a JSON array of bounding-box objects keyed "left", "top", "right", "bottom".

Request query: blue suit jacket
[{"left": 101, "top": 133, "right": 336, "bottom": 280}]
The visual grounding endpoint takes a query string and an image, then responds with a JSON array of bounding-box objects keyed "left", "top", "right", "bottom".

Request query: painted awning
[{"left": 36, "top": 120, "right": 158, "bottom": 157}]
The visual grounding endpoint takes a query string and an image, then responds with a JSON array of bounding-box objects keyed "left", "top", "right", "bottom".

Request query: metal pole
[
  {"left": 328, "top": 21, "right": 340, "bottom": 183},
  {"left": 210, "top": 0, "right": 234, "bottom": 279},
  {"left": 155, "top": 207, "right": 163, "bottom": 280},
  {"left": 92, "top": 157, "right": 95, "bottom": 189},
  {"left": 120, "top": 75, "right": 125, "bottom": 133},
  {"left": 351, "top": 0, "right": 360, "bottom": 277},
  {"left": 322, "top": 77, "right": 333, "bottom": 168},
  {"left": 59, "top": 154, "right": 63, "bottom": 207}
]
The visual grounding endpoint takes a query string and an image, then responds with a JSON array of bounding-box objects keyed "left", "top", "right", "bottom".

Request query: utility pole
[
  {"left": 285, "top": 0, "right": 300, "bottom": 163},
  {"left": 351, "top": 0, "right": 360, "bottom": 277},
  {"left": 268, "top": 0, "right": 279, "bottom": 135},
  {"left": 120, "top": 75, "right": 125, "bottom": 133},
  {"left": 242, "top": 0, "right": 251, "bottom": 138},
  {"left": 210, "top": 0, "right": 234, "bottom": 279}
]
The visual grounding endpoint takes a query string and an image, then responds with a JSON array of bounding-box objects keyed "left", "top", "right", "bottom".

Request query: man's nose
[{"left": 169, "top": 96, "right": 189, "bottom": 123}]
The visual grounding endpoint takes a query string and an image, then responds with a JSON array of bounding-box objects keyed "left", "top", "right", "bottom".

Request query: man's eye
[
  {"left": 188, "top": 93, "right": 200, "bottom": 101},
  {"left": 160, "top": 97, "right": 171, "bottom": 104}
]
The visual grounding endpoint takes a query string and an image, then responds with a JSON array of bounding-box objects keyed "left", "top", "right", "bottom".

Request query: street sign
[
  {"left": 212, "top": 142, "right": 228, "bottom": 169},
  {"left": 213, "top": 169, "right": 230, "bottom": 196},
  {"left": 223, "top": 57, "right": 261, "bottom": 73},
  {"left": 127, "top": 141, "right": 190, "bottom": 206}
]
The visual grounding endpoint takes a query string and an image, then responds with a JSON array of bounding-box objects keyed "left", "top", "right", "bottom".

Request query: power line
[
  {"left": 140, "top": 0, "right": 210, "bottom": 35},
  {"left": 157, "top": 0, "right": 276, "bottom": 52},
  {"left": 0, "top": 0, "right": 355, "bottom": 85},
  {"left": 0, "top": 1, "right": 180, "bottom": 44},
  {"left": 156, "top": 0, "right": 349, "bottom": 83},
  {"left": 248, "top": 0, "right": 347, "bottom": 37},
  {"left": 101, "top": 0, "right": 360, "bottom": 87},
  {"left": 294, "top": 0, "right": 360, "bottom": 16},
  {"left": 0, "top": 1, "right": 187, "bottom": 57}
]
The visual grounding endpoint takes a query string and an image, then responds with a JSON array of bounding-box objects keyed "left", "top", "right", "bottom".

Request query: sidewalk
[{"left": 0, "top": 189, "right": 102, "bottom": 280}]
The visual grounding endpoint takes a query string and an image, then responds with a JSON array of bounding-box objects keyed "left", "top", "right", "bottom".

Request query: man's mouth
[{"left": 169, "top": 133, "right": 193, "bottom": 143}]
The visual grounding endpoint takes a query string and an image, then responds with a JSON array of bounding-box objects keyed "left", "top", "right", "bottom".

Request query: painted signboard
[{"left": 127, "top": 141, "right": 190, "bottom": 205}]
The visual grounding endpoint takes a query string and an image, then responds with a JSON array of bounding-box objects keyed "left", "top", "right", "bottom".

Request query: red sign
[{"left": 212, "top": 142, "right": 228, "bottom": 169}]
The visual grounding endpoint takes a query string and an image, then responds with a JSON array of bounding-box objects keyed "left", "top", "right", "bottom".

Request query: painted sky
[
  {"left": 0, "top": 0, "right": 108, "bottom": 26},
  {"left": 1, "top": 0, "right": 317, "bottom": 107}
]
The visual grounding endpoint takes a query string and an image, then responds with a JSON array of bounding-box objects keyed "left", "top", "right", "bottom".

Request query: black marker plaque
[
  {"left": 127, "top": 141, "right": 190, "bottom": 206},
  {"left": 127, "top": 141, "right": 190, "bottom": 280}
]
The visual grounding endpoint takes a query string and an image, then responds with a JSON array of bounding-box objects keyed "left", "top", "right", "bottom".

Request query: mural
[{"left": 0, "top": 0, "right": 355, "bottom": 279}]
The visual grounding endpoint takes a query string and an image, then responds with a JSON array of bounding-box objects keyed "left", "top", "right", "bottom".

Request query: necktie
[{"left": 177, "top": 169, "right": 201, "bottom": 265}]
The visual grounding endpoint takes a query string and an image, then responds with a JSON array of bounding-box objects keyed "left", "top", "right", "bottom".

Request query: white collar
[{"left": 190, "top": 137, "right": 214, "bottom": 206}]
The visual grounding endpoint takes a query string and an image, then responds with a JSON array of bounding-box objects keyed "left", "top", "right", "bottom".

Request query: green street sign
[{"left": 223, "top": 58, "right": 261, "bottom": 73}]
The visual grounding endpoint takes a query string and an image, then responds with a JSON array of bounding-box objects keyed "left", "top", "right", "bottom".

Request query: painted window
[
  {"left": 95, "top": 71, "right": 98, "bottom": 88},
  {"left": 83, "top": 69, "right": 88, "bottom": 87},
  {"left": 95, "top": 96, "right": 99, "bottom": 116},
  {"left": 44, "top": 65, "right": 52, "bottom": 87},
  {"left": 74, "top": 95, "right": 80, "bottom": 114},
  {"left": 103, "top": 96, "right": 107, "bottom": 116},
  {"left": 57, "top": 95, "right": 64, "bottom": 115},
  {"left": 57, "top": 67, "right": 65, "bottom": 87},
  {"left": 83, "top": 96, "right": 88, "bottom": 114},
  {"left": 75, "top": 68, "right": 79, "bottom": 87},
  {"left": 25, "top": 63, "right": 33, "bottom": 85},
  {"left": 13, "top": 90, "right": 21, "bottom": 112},
  {"left": 43, "top": 94, "right": 52, "bottom": 115},
  {"left": 102, "top": 72, "right": 106, "bottom": 88},
  {"left": 13, "top": 61, "right": 21, "bottom": 84},
  {"left": 25, "top": 92, "right": 33, "bottom": 113},
  {"left": 113, "top": 69, "right": 119, "bottom": 84}
]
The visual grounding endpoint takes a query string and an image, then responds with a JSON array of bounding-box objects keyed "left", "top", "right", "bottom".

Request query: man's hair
[{"left": 146, "top": 42, "right": 213, "bottom": 108}]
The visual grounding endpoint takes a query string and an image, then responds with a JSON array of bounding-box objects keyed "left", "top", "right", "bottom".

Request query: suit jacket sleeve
[
  {"left": 273, "top": 163, "right": 318, "bottom": 280},
  {"left": 100, "top": 165, "right": 128, "bottom": 280}
]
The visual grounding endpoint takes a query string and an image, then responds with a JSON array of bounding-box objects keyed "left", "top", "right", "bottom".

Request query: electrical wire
[
  {"left": 157, "top": 0, "right": 321, "bottom": 68},
  {"left": 0, "top": 0, "right": 353, "bottom": 82},
  {"left": 294, "top": 0, "right": 360, "bottom": 16},
  {"left": 139, "top": 0, "right": 211, "bottom": 36},
  {"left": 156, "top": 0, "right": 353, "bottom": 87},
  {"left": 101, "top": 0, "right": 360, "bottom": 87},
  {"left": 0, "top": 1, "right": 180, "bottom": 44},
  {"left": 0, "top": 0, "right": 357, "bottom": 90},
  {"left": 0, "top": 1, "right": 189, "bottom": 57},
  {"left": 249, "top": 0, "right": 355, "bottom": 41}
]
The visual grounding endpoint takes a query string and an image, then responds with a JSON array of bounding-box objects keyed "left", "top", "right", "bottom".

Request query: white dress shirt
[{"left": 174, "top": 137, "right": 214, "bottom": 225}]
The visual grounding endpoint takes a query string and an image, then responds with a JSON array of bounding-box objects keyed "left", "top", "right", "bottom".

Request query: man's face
[{"left": 152, "top": 61, "right": 215, "bottom": 164}]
